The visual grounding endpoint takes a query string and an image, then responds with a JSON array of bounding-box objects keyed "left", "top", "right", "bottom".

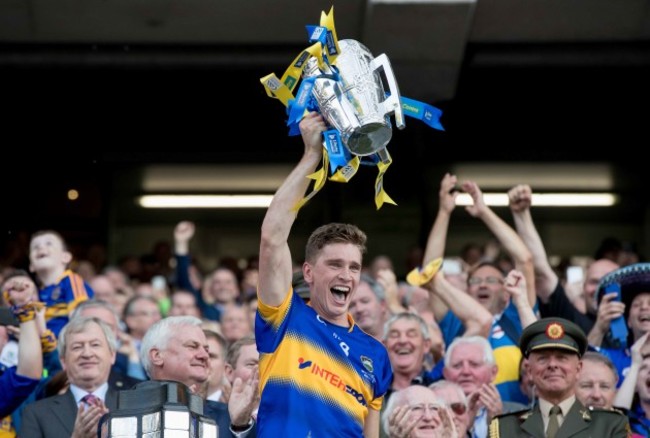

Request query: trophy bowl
[{"left": 304, "top": 39, "right": 403, "bottom": 156}]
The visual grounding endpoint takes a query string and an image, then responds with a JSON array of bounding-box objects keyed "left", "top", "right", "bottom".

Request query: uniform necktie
[
  {"left": 546, "top": 405, "right": 561, "bottom": 438},
  {"left": 81, "top": 393, "right": 100, "bottom": 407}
]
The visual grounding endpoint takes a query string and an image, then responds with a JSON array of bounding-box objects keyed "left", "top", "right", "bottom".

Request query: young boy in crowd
[{"left": 29, "top": 230, "right": 93, "bottom": 336}]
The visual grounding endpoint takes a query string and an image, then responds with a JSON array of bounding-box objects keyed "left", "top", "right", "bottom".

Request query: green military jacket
[{"left": 488, "top": 400, "right": 631, "bottom": 438}]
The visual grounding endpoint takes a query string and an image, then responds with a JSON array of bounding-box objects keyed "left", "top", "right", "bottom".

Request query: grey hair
[
  {"left": 383, "top": 312, "right": 430, "bottom": 342},
  {"left": 58, "top": 317, "right": 117, "bottom": 357},
  {"left": 381, "top": 387, "right": 443, "bottom": 435},
  {"left": 71, "top": 300, "right": 120, "bottom": 327},
  {"left": 360, "top": 273, "right": 385, "bottom": 301},
  {"left": 444, "top": 336, "right": 495, "bottom": 368},
  {"left": 139, "top": 316, "right": 203, "bottom": 377}
]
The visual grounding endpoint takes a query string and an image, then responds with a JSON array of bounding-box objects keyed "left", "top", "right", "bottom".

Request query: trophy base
[{"left": 346, "top": 123, "right": 392, "bottom": 156}]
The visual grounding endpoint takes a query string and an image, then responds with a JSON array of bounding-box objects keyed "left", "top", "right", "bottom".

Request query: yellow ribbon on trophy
[
  {"left": 319, "top": 7, "right": 341, "bottom": 64},
  {"left": 260, "top": 8, "right": 343, "bottom": 212},
  {"left": 374, "top": 151, "right": 397, "bottom": 209},
  {"left": 406, "top": 258, "right": 444, "bottom": 287},
  {"left": 329, "top": 156, "right": 360, "bottom": 183},
  {"left": 260, "top": 6, "right": 340, "bottom": 102},
  {"left": 291, "top": 152, "right": 329, "bottom": 213}
]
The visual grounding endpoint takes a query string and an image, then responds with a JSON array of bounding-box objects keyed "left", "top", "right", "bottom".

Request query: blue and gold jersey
[
  {"left": 256, "top": 289, "right": 392, "bottom": 438},
  {"left": 39, "top": 270, "right": 94, "bottom": 336}
]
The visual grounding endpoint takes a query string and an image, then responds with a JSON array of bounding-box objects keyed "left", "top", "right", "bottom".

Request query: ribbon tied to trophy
[{"left": 260, "top": 7, "right": 444, "bottom": 210}]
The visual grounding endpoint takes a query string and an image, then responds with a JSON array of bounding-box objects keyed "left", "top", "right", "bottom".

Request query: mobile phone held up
[{"left": 0, "top": 308, "right": 18, "bottom": 327}]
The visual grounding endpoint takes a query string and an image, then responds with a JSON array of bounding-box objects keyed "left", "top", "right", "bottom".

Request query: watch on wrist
[{"left": 230, "top": 418, "right": 253, "bottom": 432}]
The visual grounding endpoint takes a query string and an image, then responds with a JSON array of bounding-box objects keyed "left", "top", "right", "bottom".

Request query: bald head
[{"left": 584, "top": 259, "right": 619, "bottom": 314}]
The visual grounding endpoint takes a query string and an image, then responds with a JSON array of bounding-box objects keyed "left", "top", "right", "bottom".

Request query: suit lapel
[
  {"left": 521, "top": 406, "right": 545, "bottom": 437},
  {"left": 52, "top": 390, "right": 78, "bottom": 436},
  {"left": 556, "top": 401, "right": 590, "bottom": 438}
]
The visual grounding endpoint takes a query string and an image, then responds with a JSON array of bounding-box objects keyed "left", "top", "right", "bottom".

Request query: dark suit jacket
[
  {"left": 204, "top": 400, "right": 257, "bottom": 438},
  {"left": 20, "top": 388, "right": 118, "bottom": 438},
  {"left": 489, "top": 400, "right": 630, "bottom": 438},
  {"left": 108, "top": 368, "right": 143, "bottom": 391}
]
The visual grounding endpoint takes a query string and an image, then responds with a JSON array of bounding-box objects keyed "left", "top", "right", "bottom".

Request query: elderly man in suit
[
  {"left": 141, "top": 316, "right": 257, "bottom": 437},
  {"left": 20, "top": 317, "right": 118, "bottom": 438},
  {"left": 489, "top": 317, "right": 630, "bottom": 437}
]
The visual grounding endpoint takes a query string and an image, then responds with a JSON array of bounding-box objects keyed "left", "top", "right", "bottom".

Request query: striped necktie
[{"left": 81, "top": 393, "right": 100, "bottom": 407}]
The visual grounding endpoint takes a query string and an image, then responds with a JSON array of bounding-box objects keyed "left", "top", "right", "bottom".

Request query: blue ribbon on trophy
[{"left": 261, "top": 7, "right": 444, "bottom": 210}]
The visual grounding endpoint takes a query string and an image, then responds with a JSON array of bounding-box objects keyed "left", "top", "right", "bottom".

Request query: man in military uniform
[{"left": 488, "top": 317, "right": 630, "bottom": 437}]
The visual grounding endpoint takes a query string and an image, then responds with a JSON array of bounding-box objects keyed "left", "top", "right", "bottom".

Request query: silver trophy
[{"left": 304, "top": 39, "right": 405, "bottom": 156}]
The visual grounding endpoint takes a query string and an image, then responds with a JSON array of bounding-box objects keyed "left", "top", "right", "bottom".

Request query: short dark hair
[
  {"left": 204, "top": 329, "right": 228, "bottom": 357},
  {"left": 305, "top": 223, "right": 367, "bottom": 264},
  {"left": 30, "top": 230, "right": 68, "bottom": 251},
  {"left": 582, "top": 351, "right": 618, "bottom": 383},
  {"left": 467, "top": 261, "right": 505, "bottom": 281},
  {"left": 226, "top": 336, "right": 256, "bottom": 368}
]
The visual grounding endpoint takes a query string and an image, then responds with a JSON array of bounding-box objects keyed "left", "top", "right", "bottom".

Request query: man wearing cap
[{"left": 488, "top": 317, "right": 630, "bottom": 437}]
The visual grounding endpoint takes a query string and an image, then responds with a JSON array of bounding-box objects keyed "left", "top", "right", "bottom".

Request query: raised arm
[
  {"left": 463, "top": 181, "right": 535, "bottom": 306},
  {"left": 503, "top": 269, "right": 537, "bottom": 329},
  {"left": 174, "top": 221, "right": 214, "bottom": 314},
  {"left": 422, "top": 173, "right": 458, "bottom": 321},
  {"left": 508, "top": 184, "right": 558, "bottom": 303},
  {"left": 258, "top": 112, "right": 326, "bottom": 306},
  {"left": 174, "top": 221, "right": 199, "bottom": 294},
  {"left": 5, "top": 278, "right": 43, "bottom": 380},
  {"left": 613, "top": 332, "right": 650, "bottom": 408},
  {"left": 431, "top": 273, "right": 492, "bottom": 338}
]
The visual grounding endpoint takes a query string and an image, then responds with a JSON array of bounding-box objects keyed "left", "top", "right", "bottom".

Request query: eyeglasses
[
  {"left": 448, "top": 402, "right": 467, "bottom": 416},
  {"left": 468, "top": 276, "right": 503, "bottom": 286}
]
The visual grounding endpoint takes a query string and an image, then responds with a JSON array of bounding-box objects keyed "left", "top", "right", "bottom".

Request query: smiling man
[
  {"left": 384, "top": 313, "right": 435, "bottom": 401},
  {"left": 256, "top": 112, "right": 393, "bottom": 438},
  {"left": 141, "top": 316, "right": 257, "bottom": 438},
  {"left": 21, "top": 317, "right": 117, "bottom": 438},
  {"left": 489, "top": 317, "right": 630, "bottom": 437}
]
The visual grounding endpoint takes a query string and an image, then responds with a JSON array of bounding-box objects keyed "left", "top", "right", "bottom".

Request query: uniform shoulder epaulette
[
  {"left": 589, "top": 407, "right": 628, "bottom": 417},
  {"left": 491, "top": 408, "right": 533, "bottom": 421},
  {"left": 612, "top": 406, "right": 630, "bottom": 415},
  {"left": 489, "top": 409, "right": 533, "bottom": 438}
]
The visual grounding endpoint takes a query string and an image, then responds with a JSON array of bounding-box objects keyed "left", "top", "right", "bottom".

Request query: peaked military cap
[{"left": 519, "top": 317, "right": 588, "bottom": 358}]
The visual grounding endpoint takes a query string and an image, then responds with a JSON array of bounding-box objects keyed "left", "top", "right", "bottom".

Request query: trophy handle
[{"left": 370, "top": 54, "right": 405, "bottom": 130}]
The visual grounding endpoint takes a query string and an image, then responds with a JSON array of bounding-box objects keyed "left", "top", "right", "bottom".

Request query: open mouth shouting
[
  {"left": 476, "top": 289, "right": 492, "bottom": 304},
  {"left": 331, "top": 286, "right": 351, "bottom": 305},
  {"left": 638, "top": 314, "right": 650, "bottom": 324}
]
